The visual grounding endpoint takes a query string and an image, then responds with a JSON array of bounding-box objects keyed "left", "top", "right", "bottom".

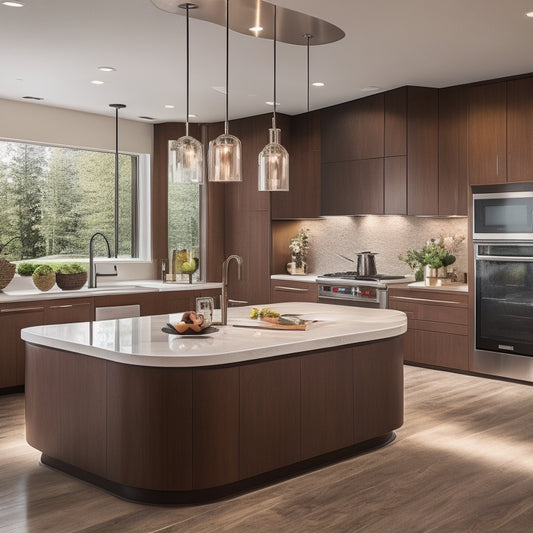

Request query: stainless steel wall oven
[{"left": 473, "top": 184, "right": 533, "bottom": 382}]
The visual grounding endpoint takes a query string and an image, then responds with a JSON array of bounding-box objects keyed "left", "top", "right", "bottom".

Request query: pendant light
[
  {"left": 168, "top": 3, "right": 204, "bottom": 184},
  {"left": 208, "top": 0, "right": 242, "bottom": 182},
  {"left": 109, "top": 103, "right": 125, "bottom": 257},
  {"left": 258, "top": 4, "right": 289, "bottom": 192}
]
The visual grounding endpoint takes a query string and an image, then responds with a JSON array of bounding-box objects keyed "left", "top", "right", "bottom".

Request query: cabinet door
[
  {"left": 385, "top": 87, "right": 407, "bottom": 157},
  {"left": 438, "top": 86, "right": 468, "bottom": 215},
  {"left": 300, "top": 348, "right": 353, "bottom": 459},
  {"left": 271, "top": 111, "right": 321, "bottom": 219},
  {"left": 225, "top": 209, "right": 271, "bottom": 305},
  {"left": 45, "top": 298, "right": 93, "bottom": 325},
  {"left": 321, "top": 94, "right": 384, "bottom": 163},
  {"left": 93, "top": 292, "right": 155, "bottom": 317},
  {"left": 468, "top": 82, "right": 507, "bottom": 184},
  {"left": 507, "top": 77, "right": 533, "bottom": 182},
  {"left": 407, "top": 87, "right": 439, "bottom": 215},
  {"left": 414, "top": 329, "right": 469, "bottom": 371},
  {"left": 270, "top": 279, "right": 318, "bottom": 303},
  {"left": 384, "top": 156, "right": 407, "bottom": 215},
  {"left": 240, "top": 357, "right": 301, "bottom": 478},
  {"left": 321, "top": 158, "right": 384, "bottom": 215},
  {"left": 0, "top": 303, "right": 45, "bottom": 388}
]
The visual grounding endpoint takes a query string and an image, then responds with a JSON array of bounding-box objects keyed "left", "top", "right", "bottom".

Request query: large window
[
  {"left": 168, "top": 182, "right": 201, "bottom": 280},
  {"left": 0, "top": 140, "right": 139, "bottom": 262}
]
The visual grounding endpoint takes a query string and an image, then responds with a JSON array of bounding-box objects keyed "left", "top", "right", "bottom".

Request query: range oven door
[{"left": 475, "top": 243, "right": 533, "bottom": 358}]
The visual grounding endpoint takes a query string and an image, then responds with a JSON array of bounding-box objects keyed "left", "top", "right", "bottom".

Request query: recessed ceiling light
[
  {"left": 164, "top": 104, "right": 175, "bottom": 109},
  {"left": 98, "top": 66, "right": 116, "bottom": 72},
  {"left": 188, "top": 113, "right": 197, "bottom": 118},
  {"left": 265, "top": 101, "right": 280, "bottom": 106},
  {"left": 361, "top": 86, "right": 381, "bottom": 92},
  {"left": 91, "top": 80, "right": 104, "bottom": 85},
  {"left": 526, "top": 11, "right": 533, "bottom": 17},
  {"left": 312, "top": 82, "right": 325, "bottom": 87},
  {"left": 249, "top": 25, "right": 263, "bottom": 32},
  {"left": 2, "top": 1, "right": 25, "bottom": 7},
  {"left": 22, "top": 95, "right": 43, "bottom": 100}
]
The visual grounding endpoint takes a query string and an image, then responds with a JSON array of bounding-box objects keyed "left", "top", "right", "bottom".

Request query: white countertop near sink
[
  {"left": 21, "top": 302, "right": 407, "bottom": 367},
  {"left": 0, "top": 279, "right": 222, "bottom": 303},
  {"left": 271, "top": 274, "right": 318, "bottom": 283}
]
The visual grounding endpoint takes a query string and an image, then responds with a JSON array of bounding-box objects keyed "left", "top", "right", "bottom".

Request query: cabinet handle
[
  {"left": 389, "top": 295, "right": 463, "bottom": 305},
  {"left": 1, "top": 306, "right": 44, "bottom": 314},
  {"left": 496, "top": 155, "right": 499, "bottom": 176},
  {"left": 274, "top": 286, "right": 309, "bottom": 292},
  {"left": 48, "top": 303, "right": 90, "bottom": 309}
]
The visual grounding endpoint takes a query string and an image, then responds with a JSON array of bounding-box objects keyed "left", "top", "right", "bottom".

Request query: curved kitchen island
[{"left": 22, "top": 302, "right": 406, "bottom": 504}]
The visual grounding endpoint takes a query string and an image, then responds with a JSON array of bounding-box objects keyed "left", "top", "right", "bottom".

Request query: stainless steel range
[{"left": 317, "top": 272, "right": 409, "bottom": 308}]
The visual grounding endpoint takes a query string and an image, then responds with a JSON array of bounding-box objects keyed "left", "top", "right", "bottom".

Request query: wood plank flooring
[{"left": 1, "top": 365, "right": 532, "bottom": 532}]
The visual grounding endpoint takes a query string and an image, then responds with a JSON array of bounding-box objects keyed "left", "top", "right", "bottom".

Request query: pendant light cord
[
  {"left": 114, "top": 106, "right": 119, "bottom": 258},
  {"left": 273, "top": 4, "right": 277, "bottom": 129},
  {"left": 185, "top": 3, "right": 190, "bottom": 137},
  {"left": 306, "top": 34, "right": 311, "bottom": 113},
  {"left": 224, "top": 0, "right": 229, "bottom": 135}
]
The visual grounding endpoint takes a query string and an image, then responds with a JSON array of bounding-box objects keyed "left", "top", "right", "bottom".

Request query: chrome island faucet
[
  {"left": 88, "top": 232, "right": 117, "bottom": 288},
  {"left": 221, "top": 254, "right": 242, "bottom": 325}
]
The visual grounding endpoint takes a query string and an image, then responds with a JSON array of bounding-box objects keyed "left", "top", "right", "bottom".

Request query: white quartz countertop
[
  {"left": 0, "top": 280, "right": 222, "bottom": 303},
  {"left": 21, "top": 302, "right": 407, "bottom": 368},
  {"left": 271, "top": 274, "right": 318, "bottom": 283},
  {"left": 407, "top": 281, "right": 468, "bottom": 292}
]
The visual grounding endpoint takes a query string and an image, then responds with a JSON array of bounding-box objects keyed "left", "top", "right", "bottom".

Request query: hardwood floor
[{"left": 1, "top": 365, "right": 532, "bottom": 532}]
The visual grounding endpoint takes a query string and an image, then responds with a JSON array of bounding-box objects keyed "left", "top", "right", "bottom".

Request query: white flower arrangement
[{"left": 289, "top": 228, "right": 310, "bottom": 258}]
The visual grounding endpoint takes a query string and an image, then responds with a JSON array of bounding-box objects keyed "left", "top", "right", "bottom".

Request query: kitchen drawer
[
  {"left": 414, "top": 330, "right": 469, "bottom": 371},
  {"left": 415, "top": 319, "right": 468, "bottom": 336},
  {"left": 417, "top": 304, "right": 468, "bottom": 325},
  {"left": 271, "top": 280, "right": 318, "bottom": 303}
]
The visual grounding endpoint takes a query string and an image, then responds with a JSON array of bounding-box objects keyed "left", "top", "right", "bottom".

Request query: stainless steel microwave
[{"left": 473, "top": 190, "right": 533, "bottom": 240}]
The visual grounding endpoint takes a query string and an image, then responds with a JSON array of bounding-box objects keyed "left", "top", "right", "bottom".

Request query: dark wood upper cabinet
[
  {"left": 384, "top": 155, "right": 407, "bottom": 215},
  {"left": 407, "top": 87, "right": 439, "bottom": 215},
  {"left": 507, "top": 76, "right": 533, "bottom": 182},
  {"left": 385, "top": 87, "right": 407, "bottom": 157},
  {"left": 271, "top": 111, "right": 321, "bottom": 219},
  {"left": 467, "top": 81, "right": 507, "bottom": 185},
  {"left": 321, "top": 93, "right": 385, "bottom": 163},
  {"left": 321, "top": 158, "right": 384, "bottom": 215},
  {"left": 438, "top": 86, "right": 468, "bottom": 216}
]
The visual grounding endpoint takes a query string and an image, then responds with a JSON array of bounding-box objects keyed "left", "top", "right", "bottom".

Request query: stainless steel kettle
[{"left": 356, "top": 251, "right": 377, "bottom": 277}]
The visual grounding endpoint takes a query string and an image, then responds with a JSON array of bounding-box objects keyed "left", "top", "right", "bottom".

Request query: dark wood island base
[{"left": 25, "top": 335, "right": 404, "bottom": 504}]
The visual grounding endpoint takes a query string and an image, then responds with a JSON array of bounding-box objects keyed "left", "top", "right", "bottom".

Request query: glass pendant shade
[
  {"left": 258, "top": 127, "right": 289, "bottom": 191},
  {"left": 168, "top": 135, "right": 204, "bottom": 184},
  {"left": 208, "top": 133, "right": 242, "bottom": 182}
]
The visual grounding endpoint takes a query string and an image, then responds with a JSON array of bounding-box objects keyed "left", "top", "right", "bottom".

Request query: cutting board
[{"left": 232, "top": 318, "right": 310, "bottom": 331}]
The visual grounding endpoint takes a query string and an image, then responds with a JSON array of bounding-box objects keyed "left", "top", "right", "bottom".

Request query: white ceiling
[{"left": 1, "top": 0, "right": 533, "bottom": 124}]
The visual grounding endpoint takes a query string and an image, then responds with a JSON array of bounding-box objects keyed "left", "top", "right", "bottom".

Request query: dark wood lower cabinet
[
  {"left": 25, "top": 336, "right": 404, "bottom": 503},
  {"left": 388, "top": 287, "right": 469, "bottom": 371},
  {"left": 240, "top": 357, "right": 301, "bottom": 478},
  {"left": 301, "top": 348, "right": 354, "bottom": 460}
]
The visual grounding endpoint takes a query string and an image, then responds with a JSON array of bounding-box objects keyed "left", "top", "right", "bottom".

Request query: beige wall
[{"left": 0, "top": 98, "right": 153, "bottom": 154}]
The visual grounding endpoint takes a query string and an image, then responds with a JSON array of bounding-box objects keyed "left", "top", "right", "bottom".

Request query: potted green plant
[
  {"left": 54, "top": 263, "right": 88, "bottom": 290},
  {"left": 32, "top": 264, "right": 56, "bottom": 292},
  {"left": 0, "top": 238, "right": 21, "bottom": 291},
  {"left": 17, "top": 263, "right": 41, "bottom": 277},
  {"left": 399, "top": 234, "right": 464, "bottom": 286}
]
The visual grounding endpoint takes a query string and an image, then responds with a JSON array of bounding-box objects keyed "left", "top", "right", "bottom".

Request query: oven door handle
[{"left": 476, "top": 255, "right": 533, "bottom": 262}]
